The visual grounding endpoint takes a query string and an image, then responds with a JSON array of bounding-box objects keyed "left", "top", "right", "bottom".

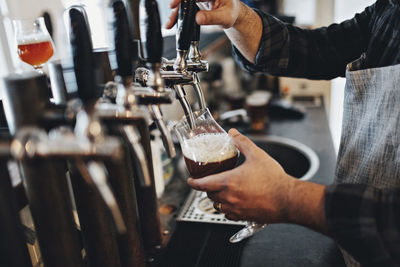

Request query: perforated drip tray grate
[{"left": 177, "top": 190, "right": 247, "bottom": 226}]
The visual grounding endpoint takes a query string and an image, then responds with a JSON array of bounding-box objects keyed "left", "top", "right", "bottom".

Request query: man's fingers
[
  {"left": 165, "top": 7, "right": 179, "bottom": 29},
  {"left": 195, "top": 9, "right": 229, "bottom": 26},
  {"left": 187, "top": 173, "right": 229, "bottom": 192},
  {"left": 207, "top": 191, "right": 229, "bottom": 203},
  {"left": 169, "top": 0, "right": 181, "bottom": 9},
  {"left": 225, "top": 213, "right": 240, "bottom": 221},
  {"left": 228, "top": 128, "right": 259, "bottom": 158}
]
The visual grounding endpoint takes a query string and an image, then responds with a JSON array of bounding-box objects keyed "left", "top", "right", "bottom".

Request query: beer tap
[
  {"left": 142, "top": 0, "right": 176, "bottom": 158},
  {"left": 173, "top": 0, "right": 198, "bottom": 128},
  {"left": 0, "top": 134, "right": 32, "bottom": 267},
  {"left": 69, "top": 6, "right": 163, "bottom": 266},
  {"left": 109, "top": 1, "right": 164, "bottom": 262},
  {"left": 124, "top": 0, "right": 143, "bottom": 68},
  {"left": 161, "top": 5, "right": 208, "bottom": 112},
  {"left": 133, "top": 0, "right": 197, "bottom": 129},
  {"left": 188, "top": 6, "right": 203, "bottom": 66},
  {"left": 2, "top": 72, "right": 85, "bottom": 267},
  {"left": 174, "top": 0, "right": 196, "bottom": 73},
  {"left": 106, "top": 1, "right": 155, "bottom": 187},
  {"left": 66, "top": 7, "right": 130, "bottom": 267},
  {"left": 11, "top": 126, "right": 127, "bottom": 234}
]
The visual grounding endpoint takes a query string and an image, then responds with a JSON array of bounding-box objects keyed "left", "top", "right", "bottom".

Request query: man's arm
[
  {"left": 223, "top": 2, "right": 262, "bottom": 65},
  {"left": 233, "top": 6, "right": 375, "bottom": 79},
  {"left": 167, "top": 0, "right": 375, "bottom": 79}
]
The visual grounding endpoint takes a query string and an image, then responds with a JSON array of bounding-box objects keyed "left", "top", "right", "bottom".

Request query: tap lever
[
  {"left": 192, "top": 5, "right": 200, "bottom": 43},
  {"left": 144, "top": 0, "right": 163, "bottom": 65},
  {"left": 76, "top": 160, "right": 127, "bottom": 234},
  {"left": 174, "top": 0, "right": 197, "bottom": 73},
  {"left": 189, "top": 5, "right": 201, "bottom": 63},
  {"left": 143, "top": 0, "right": 165, "bottom": 93},
  {"left": 121, "top": 125, "right": 152, "bottom": 187},
  {"left": 176, "top": 0, "right": 197, "bottom": 52},
  {"left": 188, "top": 6, "right": 209, "bottom": 73},
  {"left": 111, "top": 0, "right": 133, "bottom": 78},
  {"left": 68, "top": 7, "right": 101, "bottom": 103}
]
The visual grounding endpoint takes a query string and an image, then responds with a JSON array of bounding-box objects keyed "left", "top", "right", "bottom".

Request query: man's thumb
[{"left": 228, "top": 128, "right": 257, "bottom": 157}]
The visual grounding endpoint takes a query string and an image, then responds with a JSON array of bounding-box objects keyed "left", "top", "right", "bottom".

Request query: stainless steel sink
[
  {"left": 177, "top": 135, "right": 319, "bottom": 225},
  {"left": 243, "top": 135, "right": 320, "bottom": 180}
]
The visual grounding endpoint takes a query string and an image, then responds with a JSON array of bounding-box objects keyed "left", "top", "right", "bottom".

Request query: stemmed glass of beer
[
  {"left": 13, "top": 17, "right": 54, "bottom": 72},
  {"left": 174, "top": 108, "right": 267, "bottom": 243}
]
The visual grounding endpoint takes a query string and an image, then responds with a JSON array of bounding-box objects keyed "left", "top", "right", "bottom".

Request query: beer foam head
[
  {"left": 246, "top": 91, "right": 271, "bottom": 106},
  {"left": 17, "top": 34, "right": 51, "bottom": 45},
  {"left": 182, "top": 133, "right": 238, "bottom": 163}
]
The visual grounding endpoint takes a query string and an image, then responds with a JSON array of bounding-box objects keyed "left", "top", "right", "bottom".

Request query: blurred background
[{"left": 0, "top": 0, "right": 375, "bottom": 152}]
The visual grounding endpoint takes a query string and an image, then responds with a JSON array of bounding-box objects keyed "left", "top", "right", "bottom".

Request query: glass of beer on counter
[
  {"left": 246, "top": 91, "right": 271, "bottom": 132},
  {"left": 13, "top": 17, "right": 54, "bottom": 71},
  {"left": 174, "top": 109, "right": 267, "bottom": 243}
]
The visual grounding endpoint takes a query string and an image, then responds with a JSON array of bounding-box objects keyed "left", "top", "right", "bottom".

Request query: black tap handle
[
  {"left": 125, "top": 0, "right": 141, "bottom": 41},
  {"left": 68, "top": 8, "right": 99, "bottom": 103},
  {"left": 111, "top": 1, "right": 133, "bottom": 77},
  {"left": 192, "top": 5, "right": 200, "bottom": 42},
  {"left": 176, "top": 0, "right": 196, "bottom": 51},
  {"left": 144, "top": 0, "right": 163, "bottom": 64}
]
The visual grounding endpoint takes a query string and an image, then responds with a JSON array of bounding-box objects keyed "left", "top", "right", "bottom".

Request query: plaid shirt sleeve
[
  {"left": 232, "top": 4, "right": 374, "bottom": 80},
  {"left": 325, "top": 184, "right": 400, "bottom": 266}
]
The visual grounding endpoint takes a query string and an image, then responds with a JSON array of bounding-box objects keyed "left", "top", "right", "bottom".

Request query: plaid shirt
[
  {"left": 233, "top": 0, "right": 400, "bottom": 266},
  {"left": 325, "top": 184, "right": 400, "bottom": 266},
  {"left": 233, "top": 0, "right": 400, "bottom": 80}
]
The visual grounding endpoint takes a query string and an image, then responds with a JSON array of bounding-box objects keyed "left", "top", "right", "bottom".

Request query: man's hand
[
  {"left": 166, "top": 0, "right": 262, "bottom": 63},
  {"left": 187, "top": 129, "right": 328, "bottom": 233},
  {"left": 188, "top": 128, "right": 295, "bottom": 223},
  {"left": 165, "top": 0, "right": 242, "bottom": 29}
]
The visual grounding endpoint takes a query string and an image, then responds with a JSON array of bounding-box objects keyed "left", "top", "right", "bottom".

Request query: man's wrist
[
  {"left": 232, "top": 1, "right": 252, "bottom": 29},
  {"left": 285, "top": 178, "right": 328, "bottom": 233},
  {"left": 280, "top": 174, "right": 296, "bottom": 222}
]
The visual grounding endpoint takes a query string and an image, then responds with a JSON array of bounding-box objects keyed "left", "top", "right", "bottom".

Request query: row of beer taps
[{"left": 0, "top": 0, "right": 210, "bottom": 266}]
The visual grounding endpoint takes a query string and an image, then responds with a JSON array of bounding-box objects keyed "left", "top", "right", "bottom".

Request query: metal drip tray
[
  {"left": 177, "top": 135, "right": 319, "bottom": 225},
  {"left": 177, "top": 190, "right": 247, "bottom": 225}
]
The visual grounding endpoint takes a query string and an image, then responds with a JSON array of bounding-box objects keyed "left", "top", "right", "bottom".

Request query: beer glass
[
  {"left": 13, "top": 17, "right": 54, "bottom": 71},
  {"left": 174, "top": 108, "right": 267, "bottom": 243},
  {"left": 246, "top": 91, "right": 271, "bottom": 132}
]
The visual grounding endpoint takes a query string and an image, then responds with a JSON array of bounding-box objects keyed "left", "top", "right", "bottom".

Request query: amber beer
[
  {"left": 17, "top": 39, "right": 54, "bottom": 67},
  {"left": 246, "top": 91, "right": 271, "bottom": 131},
  {"left": 182, "top": 133, "right": 238, "bottom": 178}
]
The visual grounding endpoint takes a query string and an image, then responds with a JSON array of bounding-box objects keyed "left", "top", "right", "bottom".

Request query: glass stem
[{"left": 33, "top": 65, "right": 44, "bottom": 74}]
